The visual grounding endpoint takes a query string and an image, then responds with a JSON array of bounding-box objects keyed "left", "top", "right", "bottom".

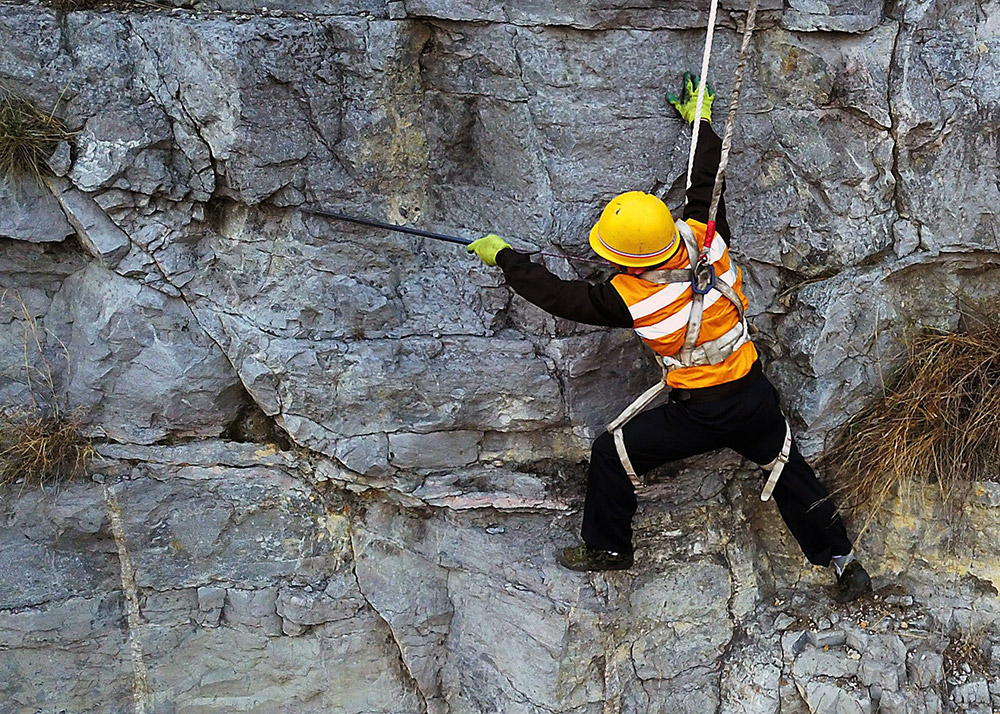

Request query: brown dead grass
[
  {"left": 943, "top": 627, "right": 992, "bottom": 679},
  {"left": 45, "top": 0, "right": 180, "bottom": 11},
  {"left": 0, "top": 290, "right": 94, "bottom": 489},
  {"left": 819, "top": 315, "right": 1000, "bottom": 522},
  {"left": 0, "top": 88, "right": 74, "bottom": 180},
  {"left": 43, "top": 0, "right": 103, "bottom": 9},
  {"left": 0, "top": 407, "right": 95, "bottom": 488}
]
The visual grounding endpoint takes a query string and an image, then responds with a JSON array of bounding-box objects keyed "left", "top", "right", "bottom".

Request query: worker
[{"left": 466, "top": 74, "right": 871, "bottom": 604}]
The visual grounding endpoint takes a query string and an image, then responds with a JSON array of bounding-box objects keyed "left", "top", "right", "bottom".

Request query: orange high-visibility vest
[{"left": 609, "top": 219, "right": 757, "bottom": 390}]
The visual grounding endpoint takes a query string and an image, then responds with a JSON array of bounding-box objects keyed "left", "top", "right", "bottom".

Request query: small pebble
[
  {"left": 773, "top": 614, "right": 795, "bottom": 631},
  {"left": 809, "top": 629, "right": 847, "bottom": 648}
]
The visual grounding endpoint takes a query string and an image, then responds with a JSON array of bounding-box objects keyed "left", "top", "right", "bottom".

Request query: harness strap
[
  {"left": 675, "top": 220, "right": 701, "bottom": 269},
  {"left": 607, "top": 360, "right": 671, "bottom": 487},
  {"left": 639, "top": 269, "right": 691, "bottom": 285},
  {"left": 681, "top": 292, "right": 706, "bottom": 363},
  {"left": 640, "top": 221, "right": 701, "bottom": 285},
  {"left": 713, "top": 276, "right": 746, "bottom": 321},
  {"left": 641, "top": 220, "right": 747, "bottom": 373},
  {"left": 607, "top": 375, "right": 670, "bottom": 433},
  {"left": 760, "top": 418, "right": 792, "bottom": 502},
  {"left": 660, "top": 319, "right": 749, "bottom": 371},
  {"left": 613, "top": 428, "right": 643, "bottom": 488}
]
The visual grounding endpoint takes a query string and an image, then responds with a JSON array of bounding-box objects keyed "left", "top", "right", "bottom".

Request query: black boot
[
  {"left": 834, "top": 560, "right": 872, "bottom": 603},
  {"left": 559, "top": 545, "right": 634, "bottom": 572}
]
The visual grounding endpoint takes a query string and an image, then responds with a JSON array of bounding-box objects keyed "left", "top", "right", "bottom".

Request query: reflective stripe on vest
[{"left": 625, "top": 237, "right": 728, "bottom": 322}]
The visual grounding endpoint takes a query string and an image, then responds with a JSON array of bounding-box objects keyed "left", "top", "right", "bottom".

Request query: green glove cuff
[{"left": 467, "top": 234, "right": 512, "bottom": 267}]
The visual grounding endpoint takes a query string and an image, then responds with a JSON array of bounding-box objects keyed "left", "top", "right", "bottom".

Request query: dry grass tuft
[
  {"left": 819, "top": 314, "right": 1000, "bottom": 522},
  {"left": 46, "top": 0, "right": 126, "bottom": 10},
  {"left": 43, "top": 0, "right": 96, "bottom": 10},
  {"left": 0, "top": 89, "right": 74, "bottom": 180},
  {"left": 943, "top": 627, "right": 992, "bottom": 679},
  {"left": 0, "top": 290, "right": 94, "bottom": 489},
  {"left": 45, "top": 0, "right": 181, "bottom": 11},
  {"left": 0, "top": 407, "right": 95, "bottom": 488}
]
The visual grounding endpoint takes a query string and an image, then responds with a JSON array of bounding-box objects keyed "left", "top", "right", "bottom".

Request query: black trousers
[{"left": 582, "top": 370, "right": 853, "bottom": 566}]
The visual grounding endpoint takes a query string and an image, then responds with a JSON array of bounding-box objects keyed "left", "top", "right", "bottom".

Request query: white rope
[
  {"left": 684, "top": 0, "right": 721, "bottom": 198},
  {"left": 684, "top": 0, "right": 761, "bottom": 223},
  {"left": 708, "top": 0, "right": 759, "bottom": 227}
]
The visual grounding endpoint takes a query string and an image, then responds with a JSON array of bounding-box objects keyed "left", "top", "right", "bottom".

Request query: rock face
[{"left": 2, "top": 1, "right": 1000, "bottom": 712}]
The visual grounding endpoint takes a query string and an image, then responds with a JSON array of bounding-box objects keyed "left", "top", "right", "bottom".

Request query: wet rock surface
[{"left": 2, "top": 0, "right": 1000, "bottom": 711}]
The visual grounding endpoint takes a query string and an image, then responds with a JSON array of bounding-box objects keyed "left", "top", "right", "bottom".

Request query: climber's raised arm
[{"left": 668, "top": 73, "right": 732, "bottom": 244}]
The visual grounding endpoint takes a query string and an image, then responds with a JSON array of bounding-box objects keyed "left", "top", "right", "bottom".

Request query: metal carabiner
[{"left": 691, "top": 258, "right": 716, "bottom": 295}]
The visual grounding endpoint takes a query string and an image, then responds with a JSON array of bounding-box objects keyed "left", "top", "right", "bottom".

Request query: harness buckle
[{"left": 691, "top": 257, "right": 716, "bottom": 295}]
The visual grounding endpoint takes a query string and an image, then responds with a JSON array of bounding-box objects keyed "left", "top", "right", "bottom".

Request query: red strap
[{"left": 701, "top": 219, "right": 717, "bottom": 263}]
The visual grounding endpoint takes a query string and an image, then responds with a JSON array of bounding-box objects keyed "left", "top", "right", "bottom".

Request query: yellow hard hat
[{"left": 588, "top": 191, "right": 679, "bottom": 267}]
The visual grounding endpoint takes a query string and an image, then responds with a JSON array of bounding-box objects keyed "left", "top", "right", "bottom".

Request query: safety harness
[
  {"left": 606, "top": 226, "right": 790, "bottom": 500},
  {"left": 646, "top": 223, "right": 750, "bottom": 371}
]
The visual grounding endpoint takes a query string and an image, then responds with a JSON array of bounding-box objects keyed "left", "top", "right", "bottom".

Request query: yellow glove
[
  {"left": 667, "top": 72, "right": 714, "bottom": 124},
  {"left": 467, "top": 234, "right": 511, "bottom": 267}
]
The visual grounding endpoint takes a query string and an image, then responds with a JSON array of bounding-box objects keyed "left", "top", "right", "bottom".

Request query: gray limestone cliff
[{"left": 2, "top": 0, "right": 1000, "bottom": 712}]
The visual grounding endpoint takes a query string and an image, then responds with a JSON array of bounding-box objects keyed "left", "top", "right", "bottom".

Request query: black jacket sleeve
[
  {"left": 495, "top": 249, "right": 633, "bottom": 328},
  {"left": 682, "top": 120, "right": 732, "bottom": 244}
]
